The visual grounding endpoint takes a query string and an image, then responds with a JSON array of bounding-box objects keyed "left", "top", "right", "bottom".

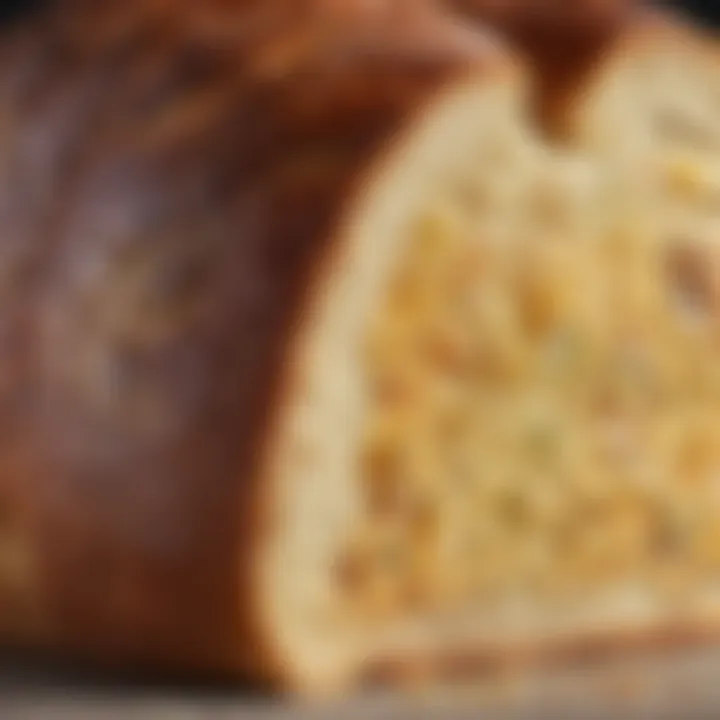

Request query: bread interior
[{"left": 265, "top": 37, "right": 720, "bottom": 690}]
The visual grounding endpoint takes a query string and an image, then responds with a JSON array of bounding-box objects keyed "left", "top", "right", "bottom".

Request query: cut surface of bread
[
  {"left": 263, "top": 9, "right": 720, "bottom": 691},
  {"left": 1, "top": 0, "right": 720, "bottom": 698}
]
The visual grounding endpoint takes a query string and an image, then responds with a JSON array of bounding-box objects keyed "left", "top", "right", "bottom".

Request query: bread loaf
[{"left": 1, "top": 0, "right": 720, "bottom": 697}]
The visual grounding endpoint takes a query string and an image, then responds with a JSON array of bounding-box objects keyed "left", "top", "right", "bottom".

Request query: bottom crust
[{"left": 367, "top": 619, "right": 720, "bottom": 689}]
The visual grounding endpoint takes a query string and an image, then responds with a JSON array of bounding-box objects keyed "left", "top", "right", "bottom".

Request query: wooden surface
[{"left": 5, "top": 647, "right": 720, "bottom": 718}]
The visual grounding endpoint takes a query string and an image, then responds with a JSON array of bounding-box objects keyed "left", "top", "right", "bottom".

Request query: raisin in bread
[{"left": 1, "top": 0, "right": 720, "bottom": 698}]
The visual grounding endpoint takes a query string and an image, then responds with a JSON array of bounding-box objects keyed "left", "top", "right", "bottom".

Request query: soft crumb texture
[{"left": 329, "top": 23, "right": 720, "bottom": 656}]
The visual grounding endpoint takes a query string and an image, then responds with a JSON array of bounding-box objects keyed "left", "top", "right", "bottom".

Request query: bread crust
[
  {"left": 368, "top": 619, "right": 720, "bottom": 688},
  {"left": 0, "top": 0, "right": 510, "bottom": 689},
  {"left": 446, "top": 0, "right": 635, "bottom": 47},
  {"left": 545, "top": 6, "right": 720, "bottom": 136},
  {"left": 444, "top": 0, "right": 639, "bottom": 125}
]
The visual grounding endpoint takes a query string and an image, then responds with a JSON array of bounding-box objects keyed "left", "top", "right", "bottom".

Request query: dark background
[
  {"left": 673, "top": 0, "right": 720, "bottom": 24},
  {"left": 0, "top": 1, "right": 719, "bottom": 26}
]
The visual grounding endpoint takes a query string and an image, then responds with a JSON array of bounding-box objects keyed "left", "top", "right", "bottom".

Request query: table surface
[{"left": 5, "top": 646, "right": 720, "bottom": 719}]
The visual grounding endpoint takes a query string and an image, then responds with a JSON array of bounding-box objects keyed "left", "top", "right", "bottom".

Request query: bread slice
[
  {"left": 366, "top": 8, "right": 720, "bottom": 684},
  {"left": 2, "top": 0, "right": 720, "bottom": 698}
]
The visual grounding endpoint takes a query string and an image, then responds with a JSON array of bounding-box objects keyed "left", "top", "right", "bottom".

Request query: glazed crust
[{"left": 0, "top": 0, "right": 506, "bottom": 685}]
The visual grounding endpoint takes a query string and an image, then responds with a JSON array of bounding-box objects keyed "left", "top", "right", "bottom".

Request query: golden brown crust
[
  {"left": 444, "top": 0, "right": 641, "bottom": 121},
  {"left": 0, "top": 0, "right": 508, "bottom": 686},
  {"left": 546, "top": 5, "right": 720, "bottom": 137},
  {"left": 446, "top": 0, "right": 636, "bottom": 41}
]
